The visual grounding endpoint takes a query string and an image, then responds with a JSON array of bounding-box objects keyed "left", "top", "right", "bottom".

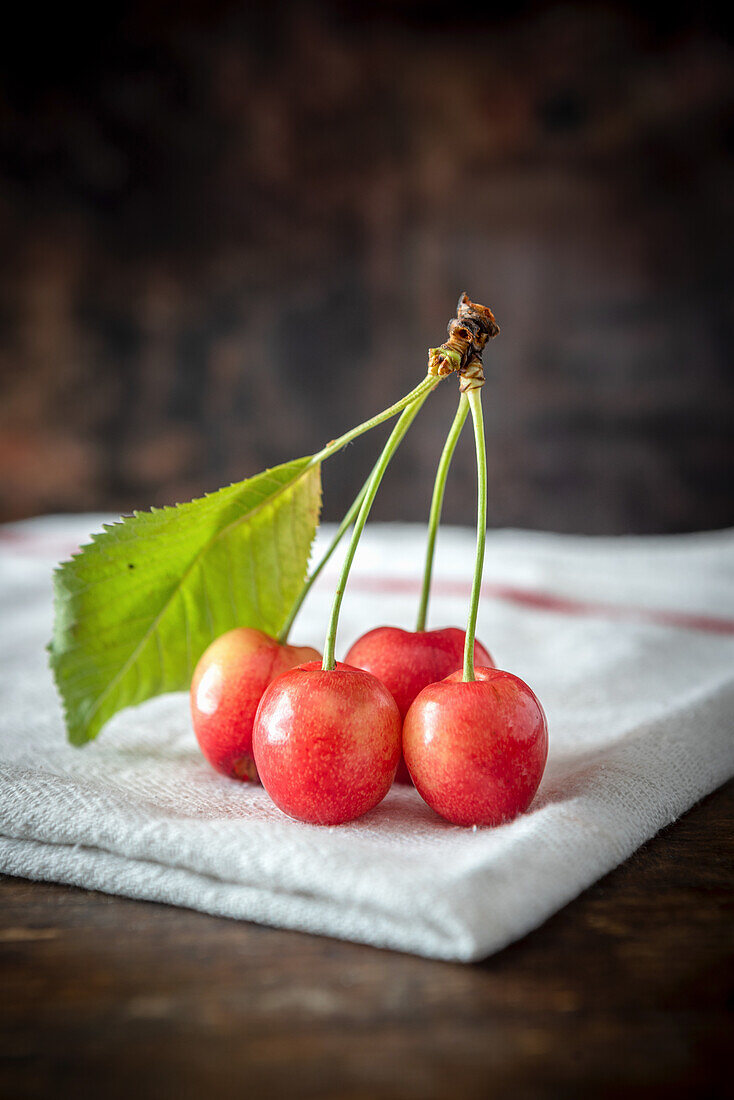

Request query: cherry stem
[
  {"left": 322, "top": 390, "right": 432, "bottom": 671},
  {"left": 309, "top": 375, "right": 436, "bottom": 471},
  {"left": 277, "top": 374, "right": 438, "bottom": 645},
  {"left": 463, "top": 386, "right": 487, "bottom": 682},
  {"left": 277, "top": 469, "right": 372, "bottom": 644},
  {"left": 415, "top": 393, "right": 470, "bottom": 632}
]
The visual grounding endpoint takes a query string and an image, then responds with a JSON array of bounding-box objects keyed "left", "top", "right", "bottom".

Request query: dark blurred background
[{"left": 0, "top": 1, "right": 732, "bottom": 534}]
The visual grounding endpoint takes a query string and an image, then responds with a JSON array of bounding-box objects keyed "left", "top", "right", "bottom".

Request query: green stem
[
  {"left": 463, "top": 386, "right": 487, "bottom": 682},
  {"left": 322, "top": 391, "right": 431, "bottom": 671},
  {"left": 277, "top": 374, "right": 438, "bottom": 645},
  {"left": 415, "top": 393, "right": 470, "bottom": 632},
  {"left": 309, "top": 375, "right": 436, "bottom": 470},
  {"left": 277, "top": 469, "right": 372, "bottom": 644}
]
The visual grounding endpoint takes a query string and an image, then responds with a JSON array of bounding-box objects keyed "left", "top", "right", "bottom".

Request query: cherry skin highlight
[
  {"left": 403, "top": 666, "right": 548, "bottom": 827},
  {"left": 252, "top": 661, "right": 402, "bottom": 825},
  {"left": 344, "top": 626, "right": 494, "bottom": 783},
  {"left": 190, "top": 627, "right": 320, "bottom": 781}
]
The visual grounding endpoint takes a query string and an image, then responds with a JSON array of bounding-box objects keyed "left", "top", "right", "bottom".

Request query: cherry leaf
[{"left": 49, "top": 457, "right": 322, "bottom": 745}]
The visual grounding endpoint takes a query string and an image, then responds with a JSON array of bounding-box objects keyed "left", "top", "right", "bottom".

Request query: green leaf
[{"left": 49, "top": 457, "right": 322, "bottom": 745}]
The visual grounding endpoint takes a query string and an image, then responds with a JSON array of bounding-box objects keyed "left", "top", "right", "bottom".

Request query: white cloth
[{"left": 1, "top": 515, "right": 732, "bottom": 962}]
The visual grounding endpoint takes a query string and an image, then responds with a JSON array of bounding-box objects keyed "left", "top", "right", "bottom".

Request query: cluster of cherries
[
  {"left": 191, "top": 623, "right": 547, "bottom": 827},
  {"left": 190, "top": 294, "right": 548, "bottom": 828}
]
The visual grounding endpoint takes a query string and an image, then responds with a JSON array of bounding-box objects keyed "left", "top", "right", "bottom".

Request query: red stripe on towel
[
  {"left": 343, "top": 574, "right": 734, "bottom": 636},
  {"left": 3, "top": 530, "right": 734, "bottom": 636}
]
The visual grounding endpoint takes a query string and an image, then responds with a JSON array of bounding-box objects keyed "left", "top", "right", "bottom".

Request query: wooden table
[{"left": 2, "top": 782, "right": 732, "bottom": 1099}]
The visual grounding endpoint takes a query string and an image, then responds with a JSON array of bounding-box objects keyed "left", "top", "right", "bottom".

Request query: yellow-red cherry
[
  {"left": 403, "top": 666, "right": 548, "bottom": 827},
  {"left": 190, "top": 627, "right": 320, "bottom": 782},
  {"left": 344, "top": 626, "right": 494, "bottom": 783},
  {"left": 252, "top": 661, "right": 402, "bottom": 825}
]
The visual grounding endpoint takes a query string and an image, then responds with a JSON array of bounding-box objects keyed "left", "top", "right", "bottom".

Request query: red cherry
[
  {"left": 344, "top": 626, "right": 494, "bottom": 784},
  {"left": 190, "top": 628, "right": 320, "bottom": 781},
  {"left": 252, "top": 661, "right": 402, "bottom": 825},
  {"left": 403, "top": 667, "right": 548, "bottom": 827}
]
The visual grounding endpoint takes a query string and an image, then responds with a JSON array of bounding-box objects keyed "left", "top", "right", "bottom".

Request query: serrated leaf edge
[{"left": 50, "top": 457, "right": 321, "bottom": 744}]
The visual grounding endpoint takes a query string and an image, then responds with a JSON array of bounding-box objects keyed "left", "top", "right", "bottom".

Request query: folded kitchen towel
[{"left": 0, "top": 515, "right": 732, "bottom": 962}]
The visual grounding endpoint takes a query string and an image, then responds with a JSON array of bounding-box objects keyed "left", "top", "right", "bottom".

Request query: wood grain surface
[{"left": 1, "top": 780, "right": 732, "bottom": 1099}]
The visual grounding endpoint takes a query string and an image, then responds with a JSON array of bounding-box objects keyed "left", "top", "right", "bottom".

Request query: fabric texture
[{"left": 1, "top": 515, "right": 732, "bottom": 962}]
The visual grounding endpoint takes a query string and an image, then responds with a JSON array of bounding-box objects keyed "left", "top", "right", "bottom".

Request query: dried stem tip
[
  {"left": 427, "top": 293, "right": 499, "bottom": 382},
  {"left": 458, "top": 355, "right": 485, "bottom": 392}
]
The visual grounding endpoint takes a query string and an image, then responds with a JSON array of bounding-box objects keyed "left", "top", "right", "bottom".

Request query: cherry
[
  {"left": 402, "top": 666, "right": 548, "bottom": 827},
  {"left": 252, "top": 661, "right": 402, "bottom": 825},
  {"left": 190, "top": 627, "right": 320, "bottom": 781},
  {"left": 344, "top": 626, "right": 494, "bottom": 783}
]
